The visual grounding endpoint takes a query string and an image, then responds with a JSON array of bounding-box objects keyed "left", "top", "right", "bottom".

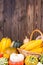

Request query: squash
[
  {"left": 39, "top": 54, "right": 43, "bottom": 64},
  {"left": 0, "top": 57, "right": 8, "bottom": 65},
  {"left": 3, "top": 47, "right": 18, "bottom": 59},
  {"left": 13, "top": 41, "right": 23, "bottom": 48},
  {"left": 1, "top": 37, "right": 12, "bottom": 52},
  {"left": 9, "top": 53, "right": 24, "bottom": 65},
  {"left": 25, "top": 55, "right": 38, "bottom": 65},
  {"left": 23, "top": 36, "right": 29, "bottom": 44}
]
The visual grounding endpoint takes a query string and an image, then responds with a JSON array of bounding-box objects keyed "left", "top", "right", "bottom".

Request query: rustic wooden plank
[
  {"left": 31, "top": 0, "right": 42, "bottom": 39},
  {"left": 0, "top": 13, "right": 3, "bottom": 21},
  {"left": 18, "top": 17, "right": 28, "bottom": 41},
  {"left": 33, "top": 0, "right": 41, "bottom": 30},
  {"left": 41, "top": 17, "right": 43, "bottom": 31},
  {"left": 18, "top": 0, "right": 27, "bottom": 41},
  {"left": 4, "top": 0, "right": 12, "bottom": 38},
  {"left": 11, "top": 0, "right": 27, "bottom": 41},
  {"left": 0, "top": 3, "right": 3, "bottom": 12},
  {"left": 0, "top": 0, "right": 4, "bottom": 20},
  {"left": 1, "top": 0, "right": 42, "bottom": 41},
  {"left": 11, "top": 0, "right": 19, "bottom": 41},
  {"left": 0, "top": 0, "right": 4, "bottom": 39},
  {"left": 11, "top": 22, "right": 18, "bottom": 41},
  {"left": 37, "top": 0, "right": 41, "bottom": 29},
  {"left": 41, "top": 4, "right": 43, "bottom": 17},
  {"left": 42, "top": 0, "right": 43, "bottom": 2},
  {"left": 0, "top": 31, "right": 3, "bottom": 40},
  {"left": 26, "top": 0, "right": 34, "bottom": 34},
  {"left": 41, "top": 0, "right": 43, "bottom": 32}
]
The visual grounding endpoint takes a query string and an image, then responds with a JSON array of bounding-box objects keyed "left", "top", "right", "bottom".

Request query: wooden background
[{"left": 0, "top": 0, "right": 43, "bottom": 41}]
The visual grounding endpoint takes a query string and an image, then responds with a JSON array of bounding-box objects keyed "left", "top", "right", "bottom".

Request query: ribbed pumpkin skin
[
  {"left": 1, "top": 37, "right": 12, "bottom": 52},
  {"left": 13, "top": 41, "right": 23, "bottom": 48},
  {"left": 25, "top": 56, "right": 38, "bottom": 65}
]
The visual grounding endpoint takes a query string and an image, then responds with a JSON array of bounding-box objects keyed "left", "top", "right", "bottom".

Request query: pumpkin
[
  {"left": 13, "top": 41, "right": 23, "bottom": 48},
  {"left": 23, "top": 36, "right": 29, "bottom": 44},
  {"left": 37, "top": 62, "right": 43, "bottom": 65},
  {"left": 39, "top": 54, "right": 43, "bottom": 64},
  {"left": 25, "top": 55, "right": 38, "bottom": 65},
  {"left": 3, "top": 47, "right": 18, "bottom": 59},
  {"left": 1, "top": 37, "right": 12, "bottom": 52},
  {"left": 9, "top": 53, "right": 24, "bottom": 65},
  {"left": 0, "top": 57, "right": 8, "bottom": 65}
]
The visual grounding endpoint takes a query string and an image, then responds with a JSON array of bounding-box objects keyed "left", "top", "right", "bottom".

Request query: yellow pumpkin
[
  {"left": 0, "top": 42, "right": 2, "bottom": 52},
  {"left": 3, "top": 47, "right": 18, "bottom": 59},
  {"left": 1, "top": 37, "right": 12, "bottom": 52},
  {"left": 3, "top": 53, "right": 9, "bottom": 59}
]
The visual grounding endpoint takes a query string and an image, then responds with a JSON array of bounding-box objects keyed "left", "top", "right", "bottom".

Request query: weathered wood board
[{"left": 0, "top": 0, "right": 43, "bottom": 41}]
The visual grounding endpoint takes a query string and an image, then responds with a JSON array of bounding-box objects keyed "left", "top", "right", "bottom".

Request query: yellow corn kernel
[{"left": 24, "top": 40, "right": 42, "bottom": 51}]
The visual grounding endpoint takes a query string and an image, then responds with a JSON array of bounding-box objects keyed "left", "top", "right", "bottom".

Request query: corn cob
[
  {"left": 42, "top": 43, "right": 43, "bottom": 47},
  {"left": 31, "top": 47, "right": 42, "bottom": 53},
  {"left": 24, "top": 40, "right": 42, "bottom": 51},
  {"left": 20, "top": 40, "right": 35, "bottom": 49},
  {"left": 42, "top": 47, "right": 43, "bottom": 52}
]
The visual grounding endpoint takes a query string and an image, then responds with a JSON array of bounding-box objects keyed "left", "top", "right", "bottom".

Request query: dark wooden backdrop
[{"left": 0, "top": 0, "right": 43, "bottom": 41}]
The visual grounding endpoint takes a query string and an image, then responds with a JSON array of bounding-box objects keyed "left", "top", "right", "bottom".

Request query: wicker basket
[
  {"left": 30, "top": 29, "right": 43, "bottom": 40},
  {"left": 17, "top": 29, "right": 43, "bottom": 57}
]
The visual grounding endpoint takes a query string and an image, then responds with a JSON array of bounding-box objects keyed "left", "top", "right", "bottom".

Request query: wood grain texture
[
  {"left": 26, "top": 0, "right": 34, "bottom": 35},
  {"left": 0, "top": 0, "right": 43, "bottom": 41},
  {"left": 33, "top": 0, "right": 41, "bottom": 30},
  {"left": 0, "top": 0, "right": 4, "bottom": 40},
  {"left": 3, "top": 0, "right": 12, "bottom": 38},
  {"left": 41, "top": 0, "right": 43, "bottom": 32}
]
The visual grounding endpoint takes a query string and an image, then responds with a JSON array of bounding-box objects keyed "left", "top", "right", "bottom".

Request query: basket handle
[{"left": 30, "top": 29, "right": 43, "bottom": 41}]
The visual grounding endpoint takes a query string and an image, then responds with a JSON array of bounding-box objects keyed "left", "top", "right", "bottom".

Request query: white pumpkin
[
  {"left": 37, "top": 62, "right": 43, "bottom": 65},
  {"left": 10, "top": 53, "right": 24, "bottom": 62},
  {"left": 23, "top": 36, "right": 29, "bottom": 44}
]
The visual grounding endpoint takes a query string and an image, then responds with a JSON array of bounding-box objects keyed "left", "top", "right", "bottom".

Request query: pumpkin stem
[
  {"left": 25, "top": 36, "right": 28, "bottom": 39},
  {"left": 10, "top": 41, "right": 15, "bottom": 47}
]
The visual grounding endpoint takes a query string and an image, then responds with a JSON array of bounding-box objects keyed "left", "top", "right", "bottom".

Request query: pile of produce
[
  {"left": 25, "top": 54, "right": 43, "bottom": 65},
  {"left": 0, "top": 57, "right": 8, "bottom": 65},
  {"left": 20, "top": 39, "right": 43, "bottom": 54},
  {"left": 0, "top": 37, "right": 18, "bottom": 59},
  {"left": 0, "top": 36, "right": 43, "bottom": 65}
]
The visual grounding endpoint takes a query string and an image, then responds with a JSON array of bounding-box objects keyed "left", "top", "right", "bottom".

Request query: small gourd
[
  {"left": 39, "top": 54, "right": 43, "bottom": 64},
  {"left": 13, "top": 41, "right": 23, "bottom": 48},
  {"left": 23, "top": 36, "right": 29, "bottom": 44},
  {"left": 1, "top": 37, "right": 12, "bottom": 52},
  {"left": 25, "top": 55, "right": 38, "bottom": 65},
  {"left": 0, "top": 57, "right": 8, "bottom": 65}
]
